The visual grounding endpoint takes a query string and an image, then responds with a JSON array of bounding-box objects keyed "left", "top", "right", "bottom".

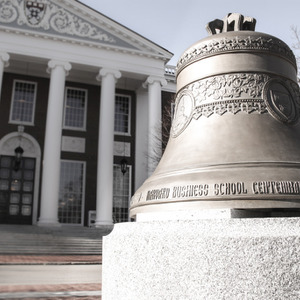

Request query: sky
[{"left": 79, "top": 0, "right": 300, "bottom": 66}]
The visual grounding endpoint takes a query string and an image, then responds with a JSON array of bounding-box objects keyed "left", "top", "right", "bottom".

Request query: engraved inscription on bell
[{"left": 130, "top": 13, "right": 300, "bottom": 218}]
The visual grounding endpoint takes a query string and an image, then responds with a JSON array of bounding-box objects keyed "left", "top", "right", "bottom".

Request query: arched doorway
[{"left": 0, "top": 129, "right": 41, "bottom": 225}]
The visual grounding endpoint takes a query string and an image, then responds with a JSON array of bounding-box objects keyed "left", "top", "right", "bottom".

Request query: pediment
[{"left": 0, "top": 0, "right": 172, "bottom": 61}]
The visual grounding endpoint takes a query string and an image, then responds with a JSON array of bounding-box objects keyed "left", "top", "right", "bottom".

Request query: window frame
[
  {"left": 58, "top": 159, "right": 86, "bottom": 226},
  {"left": 114, "top": 93, "right": 131, "bottom": 136},
  {"left": 9, "top": 79, "right": 37, "bottom": 126},
  {"left": 113, "top": 163, "right": 132, "bottom": 223},
  {"left": 63, "top": 87, "right": 88, "bottom": 131}
]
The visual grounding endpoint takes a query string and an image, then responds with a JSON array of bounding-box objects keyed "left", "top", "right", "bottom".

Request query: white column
[
  {"left": 95, "top": 68, "right": 121, "bottom": 227},
  {"left": 135, "top": 87, "right": 149, "bottom": 190},
  {"left": 38, "top": 60, "right": 71, "bottom": 226},
  {"left": 144, "top": 76, "right": 167, "bottom": 175},
  {"left": 0, "top": 52, "right": 9, "bottom": 101}
]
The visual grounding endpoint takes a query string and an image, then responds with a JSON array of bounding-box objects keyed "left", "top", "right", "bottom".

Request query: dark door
[{"left": 0, "top": 156, "right": 35, "bottom": 225}]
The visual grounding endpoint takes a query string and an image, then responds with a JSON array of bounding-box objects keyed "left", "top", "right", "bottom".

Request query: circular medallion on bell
[
  {"left": 263, "top": 78, "right": 299, "bottom": 125},
  {"left": 171, "top": 90, "right": 195, "bottom": 138}
]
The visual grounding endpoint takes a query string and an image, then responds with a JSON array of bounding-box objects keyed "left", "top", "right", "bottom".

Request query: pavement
[
  {"left": 0, "top": 255, "right": 102, "bottom": 265},
  {"left": 0, "top": 255, "right": 102, "bottom": 299}
]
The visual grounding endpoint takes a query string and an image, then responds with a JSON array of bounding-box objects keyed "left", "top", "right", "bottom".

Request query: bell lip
[
  {"left": 130, "top": 198, "right": 300, "bottom": 219},
  {"left": 176, "top": 31, "right": 296, "bottom": 78}
]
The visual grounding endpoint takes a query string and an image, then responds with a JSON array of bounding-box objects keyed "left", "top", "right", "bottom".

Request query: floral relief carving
[
  {"left": 177, "top": 35, "right": 296, "bottom": 72},
  {"left": 188, "top": 73, "right": 269, "bottom": 106},
  {"left": 0, "top": 0, "right": 18, "bottom": 23},
  {"left": 49, "top": 8, "right": 115, "bottom": 42},
  {"left": 171, "top": 73, "right": 300, "bottom": 137},
  {"left": 0, "top": 0, "right": 116, "bottom": 43},
  {"left": 192, "top": 99, "right": 268, "bottom": 121}
]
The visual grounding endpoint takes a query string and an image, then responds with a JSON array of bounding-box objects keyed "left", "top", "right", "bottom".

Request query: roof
[{"left": 0, "top": 0, "right": 173, "bottom": 62}]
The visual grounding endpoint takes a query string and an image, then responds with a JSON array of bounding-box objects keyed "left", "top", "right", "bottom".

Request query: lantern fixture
[
  {"left": 14, "top": 146, "right": 24, "bottom": 171},
  {"left": 120, "top": 158, "right": 128, "bottom": 175}
]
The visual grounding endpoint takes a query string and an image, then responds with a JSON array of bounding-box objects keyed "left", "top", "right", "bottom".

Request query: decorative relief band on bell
[
  {"left": 171, "top": 73, "right": 268, "bottom": 138},
  {"left": 188, "top": 73, "right": 268, "bottom": 101},
  {"left": 171, "top": 99, "right": 268, "bottom": 138},
  {"left": 171, "top": 73, "right": 300, "bottom": 138},
  {"left": 176, "top": 35, "right": 296, "bottom": 75},
  {"left": 192, "top": 99, "right": 267, "bottom": 119}
]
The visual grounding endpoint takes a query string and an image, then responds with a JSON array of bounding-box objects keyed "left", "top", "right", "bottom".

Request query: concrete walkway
[{"left": 0, "top": 255, "right": 102, "bottom": 299}]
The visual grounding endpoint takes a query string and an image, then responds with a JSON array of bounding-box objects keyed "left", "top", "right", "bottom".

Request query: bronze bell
[{"left": 130, "top": 13, "right": 300, "bottom": 218}]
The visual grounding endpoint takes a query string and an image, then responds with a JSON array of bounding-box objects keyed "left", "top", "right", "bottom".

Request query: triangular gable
[{"left": 0, "top": 0, "right": 172, "bottom": 61}]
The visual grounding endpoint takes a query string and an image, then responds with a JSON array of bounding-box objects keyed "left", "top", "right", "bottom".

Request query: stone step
[
  {"left": 0, "top": 246, "right": 102, "bottom": 255},
  {"left": 0, "top": 225, "right": 104, "bottom": 255}
]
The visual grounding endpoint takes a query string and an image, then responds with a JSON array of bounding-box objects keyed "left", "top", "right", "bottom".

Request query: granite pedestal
[{"left": 102, "top": 216, "right": 300, "bottom": 299}]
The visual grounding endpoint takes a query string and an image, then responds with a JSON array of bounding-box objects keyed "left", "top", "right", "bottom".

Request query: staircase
[{"left": 0, "top": 225, "right": 104, "bottom": 255}]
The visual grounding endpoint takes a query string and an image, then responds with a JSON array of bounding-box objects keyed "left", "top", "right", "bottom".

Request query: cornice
[{"left": 0, "top": 26, "right": 169, "bottom": 62}]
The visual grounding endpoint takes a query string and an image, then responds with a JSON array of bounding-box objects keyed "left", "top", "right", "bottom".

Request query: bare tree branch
[
  {"left": 291, "top": 25, "right": 300, "bottom": 82},
  {"left": 146, "top": 94, "right": 175, "bottom": 169}
]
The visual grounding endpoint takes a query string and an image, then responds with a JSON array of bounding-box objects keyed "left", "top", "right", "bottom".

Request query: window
[
  {"left": 63, "top": 87, "right": 87, "bottom": 130},
  {"left": 114, "top": 94, "right": 131, "bottom": 135},
  {"left": 10, "top": 80, "right": 37, "bottom": 125},
  {"left": 58, "top": 160, "right": 85, "bottom": 225},
  {"left": 113, "top": 164, "right": 131, "bottom": 223}
]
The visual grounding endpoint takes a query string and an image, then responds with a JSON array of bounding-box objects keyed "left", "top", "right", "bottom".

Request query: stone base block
[{"left": 102, "top": 217, "right": 300, "bottom": 299}]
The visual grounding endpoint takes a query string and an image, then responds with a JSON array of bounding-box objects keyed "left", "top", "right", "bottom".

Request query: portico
[{"left": 0, "top": 0, "right": 175, "bottom": 227}]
